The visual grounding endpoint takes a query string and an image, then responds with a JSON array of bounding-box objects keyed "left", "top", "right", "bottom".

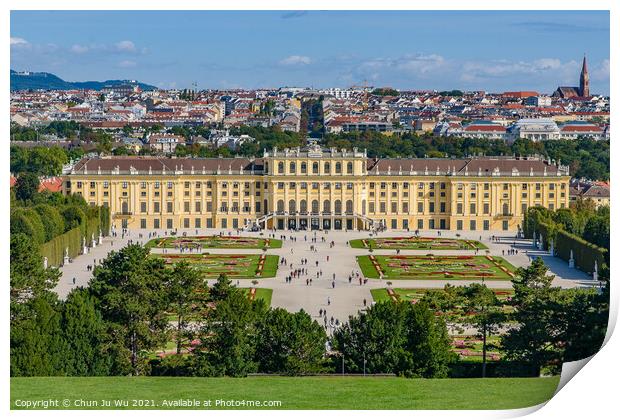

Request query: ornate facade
[{"left": 62, "top": 146, "right": 570, "bottom": 232}]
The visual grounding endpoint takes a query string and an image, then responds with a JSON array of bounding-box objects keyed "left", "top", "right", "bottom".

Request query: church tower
[{"left": 579, "top": 54, "right": 590, "bottom": 97}]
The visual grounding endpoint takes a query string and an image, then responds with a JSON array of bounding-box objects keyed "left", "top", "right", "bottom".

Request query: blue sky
[{"left": 10, "top": 10, "right": 610, "bottom": 94}]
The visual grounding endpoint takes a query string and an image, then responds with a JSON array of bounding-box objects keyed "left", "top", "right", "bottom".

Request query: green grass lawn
[
  {"left": 358, "top": 255, "right": 517, "bottom": 280},
  {"left": 146, "top": 236, "right": 282, "bottom": 249},
  {"left": 242, "top": 288, "right": 273, "bottom": 306},
  {"left": 350, "top": 237, "right": 487, "bottom": 250},
  {"left": 155, "top": 254, "right": 279, "bottom": 278},
  {"left": 10, "top": 376, "right": 559, "bottom": 410}
]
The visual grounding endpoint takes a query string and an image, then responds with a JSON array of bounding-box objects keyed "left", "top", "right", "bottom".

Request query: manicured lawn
[
  {"left": 243, "top": 287, "right": 273, "bottom": 306},
  {"left": 155, "top": 254, "right": 279, "bottom": 278},
  {"left": 10, "top": 376, "right": 559, "bottom": 410},
  {"left": 350, "top": 236, "right": 487, "bottom": 250},
  {"left": 146, "top": 236, "right": 282, "bottom": 249},
  {"left": 358, "top": 255, "right": 517, "bottom": 280}
]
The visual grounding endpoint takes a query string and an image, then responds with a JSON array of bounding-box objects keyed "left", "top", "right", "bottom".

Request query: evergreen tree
[
  {"left": 61, "top": 288, "right": 113, "bottom": 376},
  {"left": 166, "top": 262, "right": 208, "bottom": 354},
  {"left": 192, "top": 291, "right": 261, "bottom": 377},
  {"left": 14, "top": 172, "right": 40, "bottom": 201},
  {"left": 89, "top": 244, "right": 169, "bottom": 375},
  {"left": 332, "top": 301, "right": 455, "bottom": 377},
  {"left": 255, "top": 308, "right": 327, "bottom": 375},
  {"left": 11, "top": 297, "right": 67, "bottom": 376},
  {"left": 10, "top": 233, "right": 60, "bottom": 321}
]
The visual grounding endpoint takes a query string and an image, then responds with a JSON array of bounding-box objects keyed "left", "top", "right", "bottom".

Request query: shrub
[
  {"left": 61, "top": 206, "right": 86, "bottom": 231},
  {"left": 11, "top": 208, "right": 46, "bottom": 244},
  {"left": 33, "top": 204, "right": 65, "bottom": 241}
]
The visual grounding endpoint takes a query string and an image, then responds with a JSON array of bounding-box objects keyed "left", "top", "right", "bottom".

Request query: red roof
[
  {"left": 502, "top": 91, "right": 539, "bottom": 98},
  {"left": 464, "top": 125, "right": 506, "bottom": 132},
  {"left": 561, "top": 125, "right": 602, "bottom": 133}
]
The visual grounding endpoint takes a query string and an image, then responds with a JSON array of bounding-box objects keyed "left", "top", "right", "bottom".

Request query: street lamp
[{"left": 363, "top": 353, "right": 366, "bottom": 377}]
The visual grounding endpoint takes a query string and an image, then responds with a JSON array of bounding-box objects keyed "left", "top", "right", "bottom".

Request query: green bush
[
  {"left": 61, "top": 206, "right": 86, "bottom": 231},
  {"left": 33, "top": 204, "right": 65, "bottom": 241},
  {"left": 10, "top": 208, "right": 46, "bottom": 244}
]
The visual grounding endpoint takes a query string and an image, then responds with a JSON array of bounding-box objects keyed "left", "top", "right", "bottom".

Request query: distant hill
[{"left": 10, "top": 70, "right": 157, "bottom": 91}]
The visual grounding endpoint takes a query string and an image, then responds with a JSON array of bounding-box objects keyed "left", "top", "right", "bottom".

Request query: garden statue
[
  {"left": 569, "top": 250, "right": 575, "bottom": 268},
  {"left": 99, "top": 229, "right": 103, "bottom": 244},
  {"left": 83, "top": 236, "right": 88, "bottom": 255},
  {"left": 549, "top": 239, "right": 554, "bottom": 256},
  {"left": 91, "top": 233, "right": 96, "bottom": 248},
  {"left": 538, "top": 233, "right": 543, "bottom": 250},
  {"left": 64, "top": 247, "right": 70, "bottom": 266},
  {"left": 593, "top": 260, "right": 598, "bottom": 282},
  {"left": 43, "top": 256, "right": 48, "bottom": 269}
]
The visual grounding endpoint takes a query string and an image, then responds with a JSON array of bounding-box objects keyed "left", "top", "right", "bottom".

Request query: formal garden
[
  {"left": 146, "top": 235, "right": 282, "bottom": 249},
  {"left": 350, "top": 236, "right": 487, "bottom": 250},
  {"left": 358, "top": 254, "right": 517, "bottom": 280},
  {"left": 155, "top": 253, "right": 279, "bottom": 278}
]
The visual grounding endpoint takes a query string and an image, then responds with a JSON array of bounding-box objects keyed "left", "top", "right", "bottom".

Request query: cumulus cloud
[
  {"left": 459, "top": 58, "right": 580, "bottom": 83},
  {"left": 115, "top": 40, "right": 136, "bottom": 53},
  {"left": 70, "top": 44, "right": 89, "bottom": 54},
  {"left": 10, "top": 37, "right": 29, "bottom": 47},
  {"left": 279, "top": 55, "right": 312, "bottom": 65}
]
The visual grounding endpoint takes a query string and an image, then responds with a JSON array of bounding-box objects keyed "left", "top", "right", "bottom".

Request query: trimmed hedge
[
  {"left": 448, "top": 361, "right": 539, "bottom": 378},
  {"left": 538, "top": 221, "right": 608, "bottom": 274},
  {"left": 40, "top": 215, "right": 101, "bottom": 267},
  {"left": 38, "top": 206, "right": 110, "bottom": 267},
  {"left": 555, "top": 228, "right": 608, "bottom": 273}
]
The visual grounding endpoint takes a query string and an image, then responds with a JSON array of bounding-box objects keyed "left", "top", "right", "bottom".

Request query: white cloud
[
  {"left": 70, "top": 44, "right": 89, "bottom": 54},
  {"left": 10, "top": 37, "right": 29, "bottom": 47},
  {"left": 115, "top": 40, "right": 136, "bottom": 52},
  {"left": 279, "top": 55, "right": 312, "bottom": 66},
  {"left": 592, "top": 59, "right": 610, "bottom": 81},
  {"left": 118, "top": 60, "right": 137, "bottom": 68}
]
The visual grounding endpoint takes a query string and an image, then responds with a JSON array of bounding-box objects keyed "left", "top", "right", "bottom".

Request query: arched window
[
  {"left": 278, "top": 162, "right": 284, "bottom": 174},
  {"left": 312, "top": 162, "right": 319, "bottom": 174},
  {"left": 264, "top": 162, "right": 269, "bottom": 173},
  {"left": 347, "top": 162, "right": 353, "bottom": 174},
  {"left": 324, "top": 162, "right": 330, "bottom": 173},
  {"left": 323, "top": 200, "right": 331, "bottom": 213},
  {"left": 263, "top": 199, "right": 268, "bottom": 213},
  {"left": 311, "top": 200, "right": 319, "bottom": 213},
  {"left": 301, "top": 162, "right": 307, "bottom": 174},
  {"left": 277, "top": 200, "right": 285, "bottom": 212},
  {"left": 122, "top": 201, "right": 129, "bottom": 214},
  {"left": 346, "top": 200, "right": 353, "bottom": 213},
  {"left": 503, "top": 203, "right": 509, "bottom": 215},
  {"left": 300, "top": 199, "right": 307, "bottom": 213},
  {"left": 289, "top": 199, "right": 296, "bottom": 213},
  {"left": 335, "top": 200, "right": 342, "bottom": 214},
  {"left": 289, "top": 162, "right": 296, "bottom": 173},
  {"left": 335, "top": 162, "right": 342, "bottom": 173}
]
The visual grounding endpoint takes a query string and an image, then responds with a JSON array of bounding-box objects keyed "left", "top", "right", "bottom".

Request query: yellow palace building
[{"left": 62, "top": 145, "right": 570, "bottom": 233}]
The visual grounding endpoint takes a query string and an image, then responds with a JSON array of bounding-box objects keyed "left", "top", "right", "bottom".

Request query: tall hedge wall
[
  {"left": 537, "top": 221, "right": 608, "bottom": 275},
  {"left": 40, "top": 210, "right": 106, "bottom": 267},
  {"left": 555, "top": 229, "right": 608, "bottom": 274}
]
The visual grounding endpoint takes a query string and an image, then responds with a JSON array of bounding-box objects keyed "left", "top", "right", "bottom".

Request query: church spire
[{"left": 580, "top": 54, "right": 590, "bottom": 97}]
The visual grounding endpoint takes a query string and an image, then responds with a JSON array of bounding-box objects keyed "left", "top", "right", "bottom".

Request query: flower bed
[
  {"left": 145, "top": 235, "right": 282, "bottom": 249},
  {"left": 351, "top": 236, "right": 488, "bottom": 250},
  {"left": 357, "top": 255, "right": 518, "bottom": 280},
  {"left": 155, "top": 253, "right": 279, "bottom": 278}
]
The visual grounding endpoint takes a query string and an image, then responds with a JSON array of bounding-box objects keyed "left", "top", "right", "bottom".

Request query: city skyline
[{"left": 10, "top": 10, "right": 610, "bottom": 94}]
